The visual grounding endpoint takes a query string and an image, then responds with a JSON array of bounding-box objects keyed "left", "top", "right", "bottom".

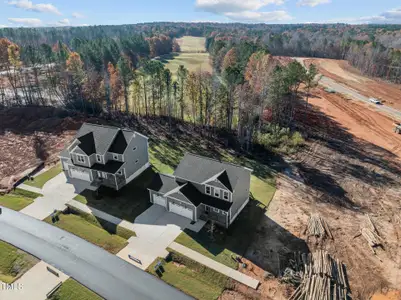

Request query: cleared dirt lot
[
  {"left": 242, "top": 88, "right": 401, "bottom": 300},
  {"left": 305, "top": 58, "right": 401, "bottom": 113}
]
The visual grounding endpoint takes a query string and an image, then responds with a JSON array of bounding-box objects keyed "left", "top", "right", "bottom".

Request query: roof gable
[
  {"left": 108, "top": 130, "right": 128, "bottom": 154},
  {"left": 77, "top": 132, "right": 96, "bottom": 155}
]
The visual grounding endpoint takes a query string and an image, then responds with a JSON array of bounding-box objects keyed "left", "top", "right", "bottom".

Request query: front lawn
[
  {"left": 0, "top": 188, "right": 42, "bottom": 211},
  {"left": 73, "top": 168, "right": 154, "bottom": 223},
  {"left": 147, "top": 250, "right": 229, "bottom": 300},
  {"left": 44, "top": 212, "right": 129, "bottom": 254},
  {"left": 175, "top": 178, "right": 276, "bottom": 269},
  {"left": 49, "top": 279, "right": 102, "bottom": 300},
  {"left": 0, "top": 241, "right": 39, "bottom": 283},
  {"left": 24, "top": 163, "right": 62, "bottom": 188}
]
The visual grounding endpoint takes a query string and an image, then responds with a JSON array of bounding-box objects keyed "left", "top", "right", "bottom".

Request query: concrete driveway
[
  {"left": 118, "top": 205, "right": 196, "bottom": 270},
  {"left": 20, "top": 173, "right": 91, "bottom": 220},
  {"left": 0, "top": 261, "right": 69, "bottom": 300}
]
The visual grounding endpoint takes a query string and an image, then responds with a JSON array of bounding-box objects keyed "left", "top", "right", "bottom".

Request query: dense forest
[{"left": 0, "top": 22, "right": 400, "bottom": 153}]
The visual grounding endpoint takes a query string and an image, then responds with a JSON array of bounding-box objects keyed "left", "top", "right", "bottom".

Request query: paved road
[
  {"left": 294, "top": 57, "right": 401, "bottom": 120},
  {"left": 0, "top": 207, "right": 192, "bottom": 300}
]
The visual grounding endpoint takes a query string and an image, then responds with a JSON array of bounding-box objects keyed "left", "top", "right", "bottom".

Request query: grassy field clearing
[
  {"left": 158, "top": 52, "right": 212, "bottom": 77},
  {"left": 49, "top": 279, "right": 102, "bottom": 300},
  {"left": 176, "top": 36, "right": 207, "bottom": 52}
]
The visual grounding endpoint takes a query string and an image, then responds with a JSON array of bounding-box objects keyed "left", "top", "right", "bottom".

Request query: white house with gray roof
[
  {"left": 59, "top": 123, "right": 150, "bottom": 190},
  {"left": 148, "top": 153, "right": 252, "bottom": 228}
]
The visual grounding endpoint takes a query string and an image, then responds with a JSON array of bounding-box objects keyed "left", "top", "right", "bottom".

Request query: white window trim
[
  {"left": 117, "top": 168, "right": 124, "bottom": 176},
  {"left": 213, "top": 207, "right": 219, "bottom": 213},
  {"left": 113, "top": 154, "right": 119, "bottom": 160},
  {"left": 76, "top": 154, "right": 85, "bottom": 163},
  {"left": 97, "top": 171, "right": 107, "bottom": 179},
  {"left": 205, "top": 185, "right": 211, "bottom": 195},
  {"left": 223, "top": 191, "right": 229, "bottom": 200},
  {"left": 96, "top": 154, "right": 102, "bottom": 163},
  {"left": 214, "top": 188, "right": 220, "bottom": 198}
]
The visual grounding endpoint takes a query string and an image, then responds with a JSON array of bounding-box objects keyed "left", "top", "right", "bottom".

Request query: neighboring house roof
[{"left": 174, "top": 153, "right": 249, "bottom": 192}]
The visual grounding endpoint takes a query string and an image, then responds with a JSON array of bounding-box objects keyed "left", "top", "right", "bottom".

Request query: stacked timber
[
  {"left": 288, "top": 250, "right": 351, "bottom": 300},
  {"left": 306, "top": 214, "right": 333, "bottom": 239},
  {"left": 361, "top": 214, "right": 383, "bottom": 254}
]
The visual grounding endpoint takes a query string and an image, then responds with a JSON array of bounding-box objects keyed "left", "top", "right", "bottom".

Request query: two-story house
[
  {"left": 148, "top": 153, "right": 252, "bottom": 228},
  {"left": 60, "top": 123, "right": 150, "bottom": 190}
]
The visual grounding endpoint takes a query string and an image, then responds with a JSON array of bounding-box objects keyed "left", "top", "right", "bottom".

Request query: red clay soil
[
  {"left": 0, "top": 107, "right": 83, "bottom": 189},
  {"left": 305, "top": 58, "right": 401, "bottom": 112}
]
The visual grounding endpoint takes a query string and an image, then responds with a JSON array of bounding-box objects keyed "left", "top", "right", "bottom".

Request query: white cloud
[
  {"left": 72, "top": 12, "right": 85, "bottom": 19},
  {"left": 324, "top": 8, "right": 401, "bottom": 24},
  {"left": 196, "top": 0, "right": 284, "bottom": 14},
  {"left": 7, "top": 0, "right": 61, "bottom": 15},
  {"left": 297, "top": 0, "right": 330, "bottom": 7},
  {"left": 0, "top": 25, "right": 8, "bottom": 28},
  {"left": 225, "top": 10, "right": 292, "bottom": 22},
  {"left": 8, "top": 17, "right": 42, "bottom": 26},
  {"left": 57, "top": 18, "right": 70, "bottom": 25}
]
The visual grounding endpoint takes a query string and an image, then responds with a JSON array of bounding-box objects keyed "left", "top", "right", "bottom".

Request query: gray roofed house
[
  {"left": 148, "top": 153, "right": 252, "bottom": 228},
  {"left": 59, "top": 123, "right": 150, "bottom": 191}
]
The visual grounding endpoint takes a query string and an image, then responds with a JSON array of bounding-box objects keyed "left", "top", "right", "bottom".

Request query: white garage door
[
  {"left": 70, "top": 168, "right": 91, "bottom": 181},
  {"left": 153, "top": 195, "right": 167, "bottom": 208},
  {"left": 169, "top": 202, "right": 193, "bottom": 220}
]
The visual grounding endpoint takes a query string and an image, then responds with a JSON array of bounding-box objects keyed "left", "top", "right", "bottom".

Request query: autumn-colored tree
[
  {"left": 177, "top": 65, "right": 188, "bottom": 120},
  {"left": 66, "top": 52, "right": 84, "bottom": 79},
  {"left": 107, "top": 62, "right": 122, "bottom": 110},
  {"left": 222, "top": 48, "right": 237, "bottom": 71},
  {"left": 172, "top": 39, "right": 181, "bottom": 52},
  {"left": 117, "top": 55, "right": 134, "bottom": 112},
  {"left": 0, "top": 38, "right": 13, "bottom": 69}
]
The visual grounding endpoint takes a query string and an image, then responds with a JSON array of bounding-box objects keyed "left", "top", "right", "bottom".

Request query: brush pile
[
  {"left": 288, "top": 250, "right": 351, "bottom": 300},
  {"left": 306, "top": 214, "right": 333, "bottom": 239}
]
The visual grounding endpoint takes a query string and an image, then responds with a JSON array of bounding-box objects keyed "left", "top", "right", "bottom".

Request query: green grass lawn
[
  {"left": 147, "top": 251, "right": 229, "bottom": 300},
  {"left": 73, "top": 168, "right": 154, "bottom": 223},
  {"left": 44, "top": 212, "right": 128, "bottom": 254},
  {"left": 24, "top": 163, "right": 62, "bottom": 189},
  {"left": 0, "top": 241, "right": 39, "bottom": 283},
  {"left": 0, "top": 188, "right": 42, "bottom": 211},
  {"left": 176, "top": 36, "right": 207, "bottom": 53},
  {"left": 49, "top": 279, "right": 102, "bottom": 300}
]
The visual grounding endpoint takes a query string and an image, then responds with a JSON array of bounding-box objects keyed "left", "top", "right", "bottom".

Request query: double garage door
[{"left": 152, "top": 194, "right": 193, "bottom": 220}]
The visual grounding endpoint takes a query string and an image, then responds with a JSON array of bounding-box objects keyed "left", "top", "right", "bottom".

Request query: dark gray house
[
  {"left": 148, "top": 153, "right": 252, "bottom": 228},
  {"left": 60, "top": 123, "right": 150, "bottom": 190}
]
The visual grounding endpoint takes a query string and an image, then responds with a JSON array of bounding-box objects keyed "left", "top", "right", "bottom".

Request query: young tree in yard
[
  {"left": 302, "top": 63, "right": 320, "bottom": 107},
  {"left": 177, "top": 65, "right": 188, "bottom": 120},
  {"left": 117, "top": 56, "right": 134, "bottom": 113}
]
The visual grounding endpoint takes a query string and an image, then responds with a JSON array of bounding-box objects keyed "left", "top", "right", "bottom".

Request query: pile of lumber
[
  {"left": 288, "top": 250, "right": 351, "bottom": 300},
  {"left": 306, "top": 214, "right": 333, "bottom": 239},
  {"left": 360, "top": 214, "right": 383, "bottom": 254}
]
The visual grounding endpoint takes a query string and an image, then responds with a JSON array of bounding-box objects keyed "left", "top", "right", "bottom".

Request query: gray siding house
[
  {"left": 148, "top": 153, "right": 252, "bottom": 228},
  {"left": 60, "top": 123, "right": 150, "bottom": 190}
]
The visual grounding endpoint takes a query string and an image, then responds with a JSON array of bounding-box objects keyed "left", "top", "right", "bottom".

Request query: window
[
  {"left": 97, "top": 171, "right": 107, "bottom": 179},
  {"left": 133, "top": 147, "right": 137, "bottom": 151},
  {"left": 117, "top": 169, "right": 123, "bottom": 175},
  {"left": 76, "top": 155, "right": 85, "bottom": 163},
  {"left": 214, "top": 188, "right": 220, "bottom": 198},
  {"left": 205, "top": 186, "right": 211, "bottom": 195},
  {"left": 213, "top": 208, "right": 219, "bottom": 213},
  {"left": 222, "top": 211, "right": 227, "bottom": 215},
  {"left": 205, "top": 206, "right": 210, "bottom": 212},
  {"left": 135, "top": 159, "right": 139, "bottom": 164},
  {"left": 223, "top": 191, "right": 229, "bottom": 200},
  {"left": 96, "top": 154, "right": 102, "bottom": 163},
  {"left": 113, "top": 154, "right": 118, "bottom": 160}
]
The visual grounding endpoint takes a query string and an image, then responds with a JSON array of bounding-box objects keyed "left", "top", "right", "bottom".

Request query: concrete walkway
[
  {"left": 16, "top": 184, "right": 43, "bottom": 195},
  {"left": 169, "top": 242, "right": 260, "bottom": 289},
  {"left": 0, "top": 261, "right": 69, "bottom": 300}
]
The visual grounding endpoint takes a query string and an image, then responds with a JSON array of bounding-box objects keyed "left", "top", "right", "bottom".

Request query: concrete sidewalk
[
  {"left": 0, "top": 261, "right": 69, "bottom": 300},
  {"left": 16, "top": 184, "right": 43, "bottom": 195},
  {"left": 169, "top": 242, "right": 260, "bottom": 289}
]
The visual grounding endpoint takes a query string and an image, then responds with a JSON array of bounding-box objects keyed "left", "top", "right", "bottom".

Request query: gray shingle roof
[{"left": 149, "top": 173, "right": 182, "bottom": 195}]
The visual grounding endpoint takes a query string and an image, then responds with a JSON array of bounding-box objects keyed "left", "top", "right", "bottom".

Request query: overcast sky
[{"left": 1, "top": 0, "right": 401, "bottom": 28}]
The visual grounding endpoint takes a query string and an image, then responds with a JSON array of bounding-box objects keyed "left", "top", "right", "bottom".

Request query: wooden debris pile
[
  {"left": 288, "top": 250, "right": 351, "bottom": 300},
  {"left": 360, "top": 214, "right": 383, "bottom": 254},
  {"left": 306, "top": 214, "right": 333, "bottom": 239}
]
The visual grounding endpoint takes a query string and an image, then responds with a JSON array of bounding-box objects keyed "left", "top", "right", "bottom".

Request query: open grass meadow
[
  {"left": 49, "top": 279, "right": 103, "bottom": 300},
  {"left": 0, "top": 241, "right": 39, "bottom": 283},
  {"left": 176, "top": 36, "right": 207, "bottom": 53},
  {"left": 157, "top": 52, "right": 212, "bottom": 77}
]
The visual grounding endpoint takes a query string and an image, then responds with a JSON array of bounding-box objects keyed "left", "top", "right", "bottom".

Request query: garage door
[
  {"left": 153, "top": 195, "right": 167, "bottom": 208},
  {"left": 70, "top": 168, "right": 91, "bottom": 181},
  {"left": 169, "top": 202, "right": 193, "bottom": 220}
]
